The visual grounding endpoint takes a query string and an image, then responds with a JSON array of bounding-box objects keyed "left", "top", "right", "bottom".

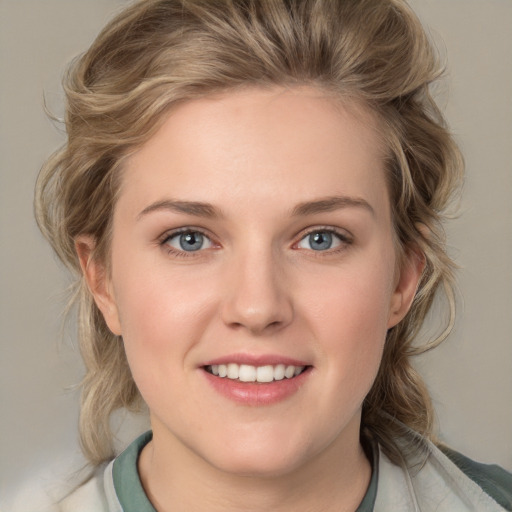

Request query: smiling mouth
[{"left": 204, "top": 363, "right": 309, "bottom": 383}]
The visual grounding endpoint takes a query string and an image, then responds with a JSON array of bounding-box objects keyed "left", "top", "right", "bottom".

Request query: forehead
[{"left": 118, "top": 86, "right": 389, "bottom": 219}]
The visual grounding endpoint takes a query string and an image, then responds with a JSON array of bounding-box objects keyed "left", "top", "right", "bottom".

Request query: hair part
[{"left": 35, "top": 0, "right": 463, "bottom": 466}]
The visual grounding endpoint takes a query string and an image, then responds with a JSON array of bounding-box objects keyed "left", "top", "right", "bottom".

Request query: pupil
[
  {"left": 180, "top": 232, "right": 203, "bottom": 251},
  {"left": 310, "top": 232, "right": 332, "bottom": 250}
]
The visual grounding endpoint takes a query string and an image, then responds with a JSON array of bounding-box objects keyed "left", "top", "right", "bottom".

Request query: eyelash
[
  {"left": 294, "top": 226, "right": 353, "bottom": 255},
  {"left": 158, "top": 226, "right": 353, "bottom": 258},
  {"left": 159, "top": 228, "right": 216, "bottom": 259}
]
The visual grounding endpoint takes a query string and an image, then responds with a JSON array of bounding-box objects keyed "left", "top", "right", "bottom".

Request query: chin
[
  {"left": 209, "top": 449, "right": 307, "bottom": 478},
  {"left": 196, "top": 429, "right": 319, "bottom": 478}
]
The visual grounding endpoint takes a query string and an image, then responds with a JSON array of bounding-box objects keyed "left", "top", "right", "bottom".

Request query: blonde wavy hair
[{"left": 35, "top": 0, "right": 463, "bottom": 466}]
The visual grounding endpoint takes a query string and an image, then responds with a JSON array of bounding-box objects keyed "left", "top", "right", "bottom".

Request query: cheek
[
  {"left": 303, "top": 257, "right": 395, "bottom": 339},
  {"left": 300, "top": 252, "right": 395, "bottom": 383},
  {"left": 110, "top": 254, "right": 219, "bottom": 387}
]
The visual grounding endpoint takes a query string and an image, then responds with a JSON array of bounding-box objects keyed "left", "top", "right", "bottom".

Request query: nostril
[{"left": 220, "top": 274, "right": 294, "bottom": 333}]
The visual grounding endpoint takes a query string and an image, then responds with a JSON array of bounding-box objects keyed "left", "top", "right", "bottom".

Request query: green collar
[
  {"left": 113, "top": 431, "right": 156, "bottom": 512},
  {"left": 112, "top": 431, "right": 377, "bottom": 511}
]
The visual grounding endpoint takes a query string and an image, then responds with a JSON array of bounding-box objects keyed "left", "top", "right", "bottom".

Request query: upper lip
[{"left": 201, "top": 353, "right": 311, "bottom": 367}]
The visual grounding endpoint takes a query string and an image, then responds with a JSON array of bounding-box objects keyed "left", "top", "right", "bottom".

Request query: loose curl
[{"left": 35, "top": 0, "right": 463, "bottom": 466}]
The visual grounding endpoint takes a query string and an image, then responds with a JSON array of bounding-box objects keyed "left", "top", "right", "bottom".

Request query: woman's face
[{"left": 85, "top": 87, "right": 421, "bottom": 476}]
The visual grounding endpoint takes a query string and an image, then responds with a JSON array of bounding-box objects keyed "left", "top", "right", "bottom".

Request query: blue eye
[
  {"left": 165, "top": 231, "right": 213, "bottom": 252},
  {"left": 297, "top": 230, "right": 344, "bottom": 251}
]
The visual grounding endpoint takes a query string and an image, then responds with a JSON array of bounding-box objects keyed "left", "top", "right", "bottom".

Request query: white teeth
[
  {"left": 239, "top": 364, "right": 257, "bottom": 382},
  {"left": 274, "top": 364, "right": 285, "bottom": 381},
  {"left": 284, "top": 365, "right": 295, "bottom": 379},
  {"left": 227, "top": 363, "right": 239, "bottom": 379},
  {"left": 256, "top": 365, "right": 274, "bottom": 383},
  {"left": 207, "top": 363, "right": 306, "bottom": 382}
]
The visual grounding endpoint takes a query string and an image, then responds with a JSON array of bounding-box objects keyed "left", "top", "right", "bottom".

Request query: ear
[
  {"left": 387, "top": 244, "right": 425, "bottom": 329},
  {"left": 75, "top": 236, "right": 122, "bottom": 336}
]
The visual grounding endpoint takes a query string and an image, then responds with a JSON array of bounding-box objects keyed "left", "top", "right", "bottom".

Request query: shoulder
[
  {"left": 59, "top": 431, "right": 154, "bottom": 512},
  {"left": 59, "top": 461, "right": 121, "bottom": 512},
  {"left": 375, "top": 432, "right": 512, "bottom": 511},
  {"left": 439, "top": 445, "right": 512, "bottom": 511}
]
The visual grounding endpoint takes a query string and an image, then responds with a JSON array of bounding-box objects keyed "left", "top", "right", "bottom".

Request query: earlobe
[
  {"left": 75, "top": 236, "right": 122, "bottom": 336},
  {"left": 387, "top": 245, "right": 425, "bottom": 329}
]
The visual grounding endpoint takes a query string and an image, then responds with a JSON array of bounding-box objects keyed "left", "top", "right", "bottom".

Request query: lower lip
[{"left": 202, "top": 368, "right": 311, "bottom": 406}]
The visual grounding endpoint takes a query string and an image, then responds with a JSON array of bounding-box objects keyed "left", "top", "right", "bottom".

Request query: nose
[{"left": 221, "top": 248, "right": 294, "bottom": 335}]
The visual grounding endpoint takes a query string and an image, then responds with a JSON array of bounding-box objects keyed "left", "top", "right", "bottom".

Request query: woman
[{"left": 35, "top": 0, "right": 512, "bottom": 510}]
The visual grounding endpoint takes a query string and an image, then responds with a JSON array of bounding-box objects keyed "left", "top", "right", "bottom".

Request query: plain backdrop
[{"left": 1, "top": 0, "right": 511, "bottom": 510}]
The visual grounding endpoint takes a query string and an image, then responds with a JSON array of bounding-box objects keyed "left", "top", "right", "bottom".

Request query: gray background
[{"left": 1, "top": 0, "right": 511, "bottom": 509}]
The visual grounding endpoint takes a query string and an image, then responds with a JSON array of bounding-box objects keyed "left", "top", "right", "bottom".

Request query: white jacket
[{"left": 59, "top": 432, "right": 512, "bottom": 512}]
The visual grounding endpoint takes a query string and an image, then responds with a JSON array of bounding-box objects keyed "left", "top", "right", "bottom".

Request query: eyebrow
[
  {"left": 137, "top": 200, "right": 222, "bottom": 220},
  {"left": 137, "top": 195, "right": 374, "bottom": 221},
  {"left": 291, "top": 196, "right": 375, "bottom": 217}
]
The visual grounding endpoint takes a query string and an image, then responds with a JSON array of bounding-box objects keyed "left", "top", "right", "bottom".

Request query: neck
[{"left": 138, "top": 418, "right": 372, "bottom": 512}]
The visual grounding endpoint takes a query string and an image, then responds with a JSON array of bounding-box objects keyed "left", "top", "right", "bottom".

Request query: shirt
[{"left": 59, "top": 430, "right": 512, "bottom": 511}]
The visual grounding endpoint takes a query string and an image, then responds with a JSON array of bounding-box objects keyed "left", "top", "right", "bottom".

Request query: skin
[{"left": 77, "top": 87, "right": 423, "bottom": 512}]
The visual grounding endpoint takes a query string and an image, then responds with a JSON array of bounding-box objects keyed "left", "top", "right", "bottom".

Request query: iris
[
  {"left": 308, "top": 231, "right": 333, "bottom": 251},
  {"left": 179, "top": 232, "right": 204, "bottom": 251}
]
